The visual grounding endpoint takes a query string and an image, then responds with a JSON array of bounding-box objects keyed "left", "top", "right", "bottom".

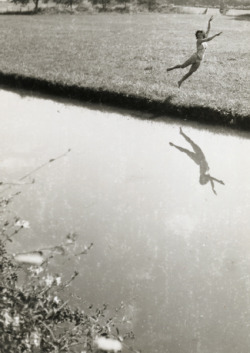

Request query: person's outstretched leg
[
  {"left": 167, "top": 64, "right": 182, "bottom": 72},
  {"left": 178, "top": 62, "right": 200, "bottom": 87},
  {"left": 169, "top": 142, "right": 196, "bottom": 161},
  {"left": 178, "top": 70, "right": 194, "bottom": 87},
  {"left": 167, "top": 54, "right": 197, "bottom": 73},
  {"left": 179, "top": 128, "right": 209, "bottom": 171},
  {"left": 180, "top": 128, "right": 197, "bottom": 146},
  {"left": 179, "top": 128, "right": 203, "bottom": 156}
]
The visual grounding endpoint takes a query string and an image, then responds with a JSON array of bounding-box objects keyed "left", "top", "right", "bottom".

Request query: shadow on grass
[
  {"left": 0, "top": 82, "right": 168, "bottom": 123},
  {"left": 0, "top": 11, "right": 34, "bottom": 15},
  {"left": 0, "top": 71, "right": 178, "bottom": 122},
  {"left": 0, "top": 71, "right": 248, "bottom": 131},
  {"left": 150, "top": 95, "right": 176, "bottom": 119},
  {"left": 231, "top": 14, "right": 250, "bottom": 21}
]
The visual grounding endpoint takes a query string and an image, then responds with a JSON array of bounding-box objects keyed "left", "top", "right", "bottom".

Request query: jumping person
[
  {"left": 169, "top": 127, "right": 225, "bottom": 195},
  {"left": 167, "top": 16, "right": 222, "bottom": 87}
]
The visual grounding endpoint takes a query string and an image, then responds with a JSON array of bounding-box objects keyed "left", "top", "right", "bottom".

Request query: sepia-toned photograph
[{"left": 0, "top": 0, "right": 249, "bottom": 352}]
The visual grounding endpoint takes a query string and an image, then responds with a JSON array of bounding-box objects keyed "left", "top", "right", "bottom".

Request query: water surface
[{"left": 1, "top": 88, "right": 250, "bottom": 353}]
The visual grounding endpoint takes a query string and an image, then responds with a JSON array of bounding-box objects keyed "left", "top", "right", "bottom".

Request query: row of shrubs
[
  {"left": 75, "top": 2, "right": 250, "bottom": 14},
  {"left": 47, "top": 0, "right": 250, "bottom": 14},
  {"left": 3, "top": 0, "right": 249, "bottom": 15}
]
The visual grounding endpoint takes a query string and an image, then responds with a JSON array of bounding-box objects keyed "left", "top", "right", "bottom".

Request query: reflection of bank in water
[
  {"left": 169, "top": 127, "right": 225, "bottom": 195},
  {"left": 220, "top": 0, "right": 228, "bottom": 15}
]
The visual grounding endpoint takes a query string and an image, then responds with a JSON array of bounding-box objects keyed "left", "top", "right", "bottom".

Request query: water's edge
[{"left": 0, "top": 70, "right": 248, "bottom": 131}]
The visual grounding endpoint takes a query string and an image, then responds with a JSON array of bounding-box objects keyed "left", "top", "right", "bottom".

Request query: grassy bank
[{"left": 0, "top": 13, "right": 249, "bottom": 126}]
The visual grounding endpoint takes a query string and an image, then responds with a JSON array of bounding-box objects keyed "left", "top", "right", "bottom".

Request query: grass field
[{"left": 0, "top": 13, "right": 249, "bottom": 119}]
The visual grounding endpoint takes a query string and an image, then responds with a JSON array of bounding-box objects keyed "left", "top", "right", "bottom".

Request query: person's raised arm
[
  {"left": 206, "top": 15, "right": 213, "bottom": 37},
  {"left": 211, "top": 176, "right": 225, "bottom": 185},
  {"left": 198, "top": 32, "right": 223, "bottom": 43},
  {"left": 210, "top": 179, "right": 217, "bottom": 195}
]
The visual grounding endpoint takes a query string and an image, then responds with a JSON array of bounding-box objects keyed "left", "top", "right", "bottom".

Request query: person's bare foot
[
  {"left": 178, "top": 80, "right": 182, "bottom": 88},
  {"left": 169, "top": 142, "right": 174, "bottom": 146}
]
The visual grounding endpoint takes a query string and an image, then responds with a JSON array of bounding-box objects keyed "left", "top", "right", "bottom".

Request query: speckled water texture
[{"left": 1, "top": 88, "right": 250, "bottom": 353}]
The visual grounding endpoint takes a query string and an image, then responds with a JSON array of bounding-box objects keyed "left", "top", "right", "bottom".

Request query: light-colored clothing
[
  {"left": 181, "top": 42, "right": 208, "bottom": 68},
  {"left": 196, "top": 42, "right": 208, "bottom": 61}
]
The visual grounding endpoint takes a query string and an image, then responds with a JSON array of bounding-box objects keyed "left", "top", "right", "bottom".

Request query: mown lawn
[{"left": 0, "top": 12, "right": 249, "bottom": 117}]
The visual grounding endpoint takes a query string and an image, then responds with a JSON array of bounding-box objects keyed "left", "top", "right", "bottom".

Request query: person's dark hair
[
  {"left": 199, "top": 174, "right": 210, "bottom": 185},
  {"left": 195, "top": 30, "right": 206, "bottom": 39}
]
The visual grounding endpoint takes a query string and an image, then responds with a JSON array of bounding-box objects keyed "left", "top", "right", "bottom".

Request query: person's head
[
  {"left": 199, "top": 174, "right": 210, "bottom": 185},
  {"left": 195, "top": 30, "right": 206, "bottom": 39}
]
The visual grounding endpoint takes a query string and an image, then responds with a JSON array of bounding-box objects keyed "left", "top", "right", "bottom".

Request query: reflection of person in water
[{"left": 169, "top": 127, "right": 225, "bottom": 195}]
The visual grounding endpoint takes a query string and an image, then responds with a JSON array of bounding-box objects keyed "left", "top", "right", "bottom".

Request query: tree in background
[
  {"left": 90, "top": 0, "right": 111, "bottom": 11},
  {"left": 11, "top": 0, "right": 29, "bottom": 8},
  {"left": 115, "top": 0, "right": 130, "bottom": 11},
  {"left": 53, "top": 0, "right": 82, "bottom": 11},
  {"left": 147, "top": 0, "right": 157, "bottom": 11},
  {"left": 219, "top": 0, "right": 228, "bottom": 14},
  {"left": 11, "top": 0, "right": 40, "bottom": 12},
  {"left": 136, "top": 0, "right": 157, "bottom": 11}
]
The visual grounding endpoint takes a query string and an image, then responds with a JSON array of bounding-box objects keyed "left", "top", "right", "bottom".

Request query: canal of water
[{"left": 1, "top": 88, "right": 250, "bottom": 353}]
